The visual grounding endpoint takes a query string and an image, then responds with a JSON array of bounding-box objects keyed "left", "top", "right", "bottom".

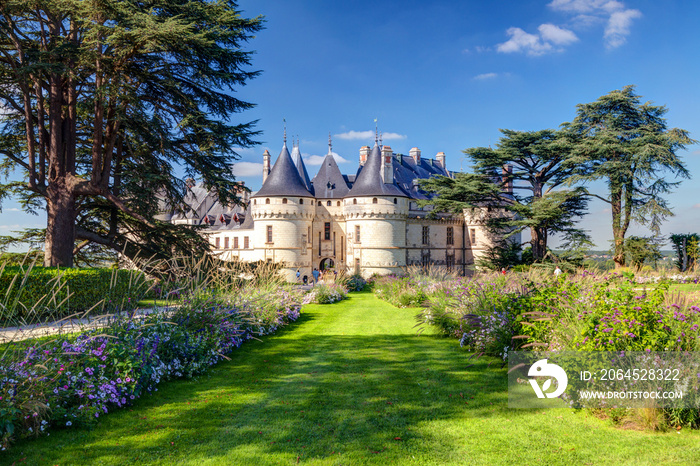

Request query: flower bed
[
  {"left": 0, "top": 286, "right": 302, "bottom": 450},
  {"left": 410, "top": 270, "right": 700, "bottom": 428},
  {"left": 303, "top": 283, "right": 347, "bottom": 304}
]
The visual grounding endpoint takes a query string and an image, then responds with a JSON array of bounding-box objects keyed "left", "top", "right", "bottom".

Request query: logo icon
[{"left": 528, "top": 359, "right": 568, "bottom": 398}]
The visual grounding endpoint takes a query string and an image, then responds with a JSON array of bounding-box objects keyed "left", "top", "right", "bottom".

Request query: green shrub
[{"left": 0, "top": 266, "right": 153, "bottom": 324}]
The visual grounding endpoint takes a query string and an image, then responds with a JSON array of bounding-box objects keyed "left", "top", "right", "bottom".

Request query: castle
[{"left": 164, "top": 136, "right": 514, "bottom": 282}]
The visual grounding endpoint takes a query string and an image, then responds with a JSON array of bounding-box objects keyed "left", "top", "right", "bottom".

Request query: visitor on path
[
  {"left": 501, "top": 267, "right": 507, "bottom": 275},
  {"left": 312, "top": 268, "right": 319, "bottom": 286},
  {"left": 554, "top": 265, "right": 562, "bottom": 277},
  {"left": 296, "top": 269, "right": 301, "bottom": 282}
]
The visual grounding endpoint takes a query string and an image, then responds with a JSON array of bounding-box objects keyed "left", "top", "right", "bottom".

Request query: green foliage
[
  {"left": 345, "top": 274, "right": 368, "bottom": 292},
  {"left": 0, "top": 265, "right": 152, "bottom": 324},
  {"left": 625, "top": 235, "right": 663, "bottom": 269},
  {"left": 476, "top": 240, "right": 523, "bottom": 270},
  {"left": 670, "top": 233, "right": 699, "bottom": 272},
  {"left": 374, "top": 276, "right": 429, "bottom": 308},
  {"left": 421, "top": 129, "right": 589, "bottom": 263},
  {"left": 308, "top": 284, "right": 347, "bottom": 304}
]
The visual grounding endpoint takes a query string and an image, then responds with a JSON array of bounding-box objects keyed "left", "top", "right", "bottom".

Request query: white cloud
[
  {"left": 498, "top": 27, "right": 554, "bottom": 56},
  {"left": 231, "top": 161, "right": 263, "bottom": 177},
  {"left": 304, "top": 152, "right": 350, "bottom": 166},
  {"left": 5, "top": 207, "right": 21, "bottom": 212},
  {"left": 693, "top": 204, "right": 700, "bottom": 210},
  {"left": 548, "top": 0, "right": 624, "bottom": 14},
  {"left": 539, "top": 23, "right": 579, "bottom": 45},
  {"left": 334, "top": 130, "right": 406, "bottom": 141},
  {"left": 604, "top": 8, "right": 642, "bottom": 48},
  {"left": 382, "top": 132, "right": 407, "bottom": 140},
  {"left": 496, "top": 0, "right": 640, "bottom": 55},
  {"left": 473, "top": 72, "right": 499, "bottom": 81},
  {"left": 335, "top": 130, "right": 373, "bottom": 140}
]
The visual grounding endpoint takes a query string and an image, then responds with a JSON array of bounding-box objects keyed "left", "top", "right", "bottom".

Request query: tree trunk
[
  {"left": 530, "top": 226, "right": 547, "bottom": 261},
  {"left": 44, "top": 180, "right": 76, "bottom": 267},
  {"left": 610, "top": 186, "right": 625, "bottom": 268}
]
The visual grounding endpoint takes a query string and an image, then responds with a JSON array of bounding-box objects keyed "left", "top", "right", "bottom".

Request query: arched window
[
  {"left": 299, "top": 199, "right": 304, "bottom": 204},
  {"left": 253, "top": 199, "right": 256, "bottom": 205},
  {"left": 318, "top": 201, "right": 322, "bottom": 206},
  {"left": 353, "top": 198, "right": 357, "bottom": 205},
  {"left": 393, "top": 198, "right": 397, "bottom": 204},
  {"left": 337, "top": 201, "right": 341, "bottom": 206},
  {"left": 265, "top": 198, "right": 270, "bottom": 204},
  {"left": 327, "top": 200, "right": 331, "bottom": 206},
  {"left": 372, "top": 198, "right": 378, "bottom": 204},
  {"left": 282, "top": 198, "right": 288, "bottom": 204}
]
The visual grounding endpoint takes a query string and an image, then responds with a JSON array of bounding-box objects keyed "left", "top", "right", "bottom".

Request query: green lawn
[{"left": 3, "top": 291, "right": 700, "bottom": 465}]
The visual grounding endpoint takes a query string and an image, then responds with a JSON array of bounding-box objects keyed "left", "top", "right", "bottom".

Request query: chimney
[
  {"left": 262, "top": 150, "right": 271, "bottom": 183},
  {"left": 238, "top": 181, "right": 249, "bottom": 204},
  {"left": 359, "top": 145, "right": 370, "bottom": 166},
  {"left": 410, "top": 147, "right": 421, "bottom": 165},
  {"left": 436, "top": 151, "right": 445, "bottom": 168},
  {"left": 502, "top": 164, "right": 513, "bottom": 195},
  {"left": 382, "top": 145, "right": 393, "bottom": 184}
]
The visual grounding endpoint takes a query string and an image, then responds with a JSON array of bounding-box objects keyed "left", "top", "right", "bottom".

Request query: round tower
[
  {"left": 344, "top": 143, "right": 408, "bottom": 277},
  {"left": 251, "top": 142, "right": 315, "bottom": 282}
]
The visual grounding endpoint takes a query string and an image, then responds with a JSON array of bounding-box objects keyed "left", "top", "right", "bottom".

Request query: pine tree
[
  {"left": 564, "top": 86, "right": 694, "bottom": 268},
  {"left": 0, "top": 0, "right": 262, "bottom": 266},
  {"left": 421, "top": 129, "right": 588, "bottom": 262}
]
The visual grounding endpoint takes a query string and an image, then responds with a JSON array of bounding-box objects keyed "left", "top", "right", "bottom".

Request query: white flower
[{"left": 66, "top": 421, "right": 72, "bottom": 426}]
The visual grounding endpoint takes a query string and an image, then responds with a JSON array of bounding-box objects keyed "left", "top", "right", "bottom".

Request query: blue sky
[{"left": 2, "top": 0, "right": 699, "bottom": 249}]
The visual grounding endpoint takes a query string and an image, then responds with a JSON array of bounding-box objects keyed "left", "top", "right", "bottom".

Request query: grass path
[{"left": 4, "top": 291, "right": 700, "bottom": 465}]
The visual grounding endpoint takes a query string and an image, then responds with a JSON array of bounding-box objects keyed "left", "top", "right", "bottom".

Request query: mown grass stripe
[{"left": 3, "top": 291, "right": 700, "bottom": 465}]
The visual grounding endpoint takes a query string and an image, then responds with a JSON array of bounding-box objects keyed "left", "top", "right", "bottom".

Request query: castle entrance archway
[{"left": 320, "top": 258, "right": 335, "bottom": 271}]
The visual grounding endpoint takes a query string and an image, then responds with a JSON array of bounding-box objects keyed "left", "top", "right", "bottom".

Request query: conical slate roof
[
  {"left": 311, "top": 151, "right": 350, "bottom": 198},
  {"left": 346, "top": 143, "right": 407, "bottom": 198},
  {"left": 252, "top": 143, "right": 313, "bottom": 198},
  {"left": 291, "top": 144, "right": 312, "bottom": 193}
]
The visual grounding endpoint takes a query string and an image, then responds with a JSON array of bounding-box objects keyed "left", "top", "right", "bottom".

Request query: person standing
[
  {"left": 312, "top": 267, "right": 320, "bottom": 286},
  {"left": 296, "top": 269, "right": 301, "bottom": 283},
  {"left": 554, "top": 265, "right": 562, "bottom": 277}
]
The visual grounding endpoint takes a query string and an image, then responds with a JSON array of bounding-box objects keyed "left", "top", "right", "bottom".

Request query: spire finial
[
  {"left": 374, "top": 118, "right": 378, "bottom": 144},
  {"left": 283, "top": 118, "right": 287, "bottom": 145},
  {"left": 379, "top": 131, "right": 383, "bottom": 147},
  {"left": 328, "top": 132, "right": 332, "bottom": 154}
]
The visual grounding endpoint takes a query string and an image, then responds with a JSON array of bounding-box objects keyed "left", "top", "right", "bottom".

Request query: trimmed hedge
[{"left": 0, "top": 267, "right": 153, "bottom": 324}]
